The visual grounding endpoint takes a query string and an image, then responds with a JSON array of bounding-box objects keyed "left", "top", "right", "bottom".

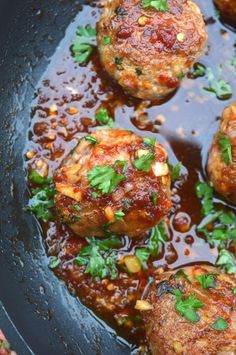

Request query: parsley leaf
[
  {"left": 211, "top": 317, "right": 228, "bottom": 331},
  {"left": 216, "top": 249, "right": 236, "bottom": 275},
  {"left": 74, "top": 236, "right": 122, "bottom": 279},
  {"left": 142, "top": 0, "right": 169, "bottom": 11},
  {"left": 85, "top": 135, "right": 98, "bottom": 145},
  {"left": 114, "top": 209, "right": 125, "bottom": 221},
  {"left": 95, "top": 108, "right": 114, "bottom": 127},
  {"left": 133, "top": 152, "right": 155, "bottom": 173},
  {"left": 149, "top": 221, "right": 168, "bottom": 257},
  {"left": 172, "top": 289, "right": 204, "bottom": 323},
  {"left": 72, "top": 25, "right": 96, "bottom": 65},
  {"left": 218, "top": 131, "right": 232, "bottom": 165},
  {"left": 151, "top": 191, "right": 158, "bottom": 206},
  {"left": 195, "top": 182, "right": 214, "bottom": 216},
  {"left": 204, "top": 79, "right": 232, "bottom": 100},
  {"left": 196, "top": 274, "right": 216, "bottom": 289},
  {"left": 29, "top": 169, "right": 52, "bottom": 185},
  {"left": 135, "top": 248, "right": 150, "bottom": 269},
  {"left": 103, "top": 36, "right": 112, "bottom": 45},
  {"left": 170, "top": 162, "right": 182, "bottom": 182},
  {"left": 143, "top": 137, "right": 156, "bottom": 146},
  {"left": 48, "top": 256, "right": 61, "bottom": 269},
  {"left": 191, "top": 62, "right": 206, "bottom": 78},
  {"left": 24, "top": 185, "right": 55, "bottom": 221},
  {"left": 88, "top": 165, "right": 125, "bottom": 194}
]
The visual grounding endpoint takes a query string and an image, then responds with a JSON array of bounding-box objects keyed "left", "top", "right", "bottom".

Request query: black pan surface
[{"left": 0, "top": 1, "right": 130, "bottom": 353}]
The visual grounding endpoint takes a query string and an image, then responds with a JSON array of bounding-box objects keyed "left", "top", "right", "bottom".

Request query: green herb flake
[
  {"left": 218, "top": 131, "right": 232, "bottom": 165},
  {"left": 133, "top": 152, "right": 155, "bottom": 173},
  {"left": 143, "top": 137, "right": 156, "bottom": 146},
  {"left": 172, "top": 289, "right": 204, "bottom": 323},
  {"left": 85, "top": 135, "right": 99, "bottom": 145},
  {"left": 135, "top": 68, "right": 142, "bottom": 76},
  {"left": 24, "top": 185, "right": 55, "bottom": 221},
  {"left": 88, "top": 165, "right": 125, "bottom": 194},
  {"left": 204, "top": 79, "right": 232, "bottom": 100},
  {"left": 114, "top": 160, "right": 128, "bottom": 173},
  {"left": 135, "top": 248, "right": 150, "bottom": 269},
  {"left": 115, "top": 57, "right": 123, "bottom": 66},
  {"left": 195, "top": 182, "right": 214, "bottom": 216},
  {"left": 151, "top": 192, "right": 158, "bottom": 206},
  {"left": 73, "top": 204, "right": 82, "bottom": 212},
  {"left": 49, "top": 256, "right": 61, "bottom": 269},
  {"left": 29, "top": 169, "right": 52, "bottom": 185},
  {"left": 232, "top": 287, "right": 236, "bottom": 294},
  {"left": 191, "top": 62, "right": 206, "bottom": 78},
  {"left": 149, "top": 221, "right": 168, "bottom": 257},
  {"left": 216, "top": 249, "right": 236, "bottom": 275},
  {"left": 170, "top": 162, "right": 182, "bottom": 182},
  {"left": 196, "top": 274, "right": 216, "bottom": 289},
  {"left": 95, "top": 107, "right": 114, "bottom": 127},
  {"left": 211, "top": 317, "right": 228, "bottom": 331},
  {"left": 71, "top": 25, "right": 97, "bottom": 65},
  {"left": 114, "top": 209, "right": 125, "bottom": 221},
  {"left": 103, "top": 36, "right": 112, "bottom": 45},
  {"left": 142, "top": 0, "right": 169, "bottom": 11}
]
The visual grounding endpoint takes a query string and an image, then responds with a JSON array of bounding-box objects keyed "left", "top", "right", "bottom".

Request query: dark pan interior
[{"left": 0, "top": 1, "right": 130, "bottom": 353}]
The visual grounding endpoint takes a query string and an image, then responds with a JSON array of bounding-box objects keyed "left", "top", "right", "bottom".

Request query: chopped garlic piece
[
  {"left": 177, "top": 33, "right": 185, "bottom": 42},
  {"left": 135, "top": 300, "right": 153, "bottom": 311},
  {"left": 152, "top": 162, "right": 169, "bottom": 177},
  {"left": 56, "top": 183, "right": 82, "bottom": 202}
]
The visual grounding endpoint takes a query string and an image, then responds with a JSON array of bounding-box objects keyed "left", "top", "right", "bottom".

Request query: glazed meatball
[
  {"left": 214, "top": 0, "right": 236, "bottom": 21},
  {"left": 54, "top": 129, "right": 171, "bottom": 237},
  {"left": 207, "top": 102, "right": 236, "bottom": 204},
  {"left": 97, "top": 0, "right": 207, "bottom": 100},
  {"left": 137, "top": 265, "right": 236, "bottom": 355}
]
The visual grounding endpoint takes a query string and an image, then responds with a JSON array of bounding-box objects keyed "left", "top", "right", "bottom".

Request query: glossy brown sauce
[{"left": 25, "top": 1, "right": 236, "bottom": 352}]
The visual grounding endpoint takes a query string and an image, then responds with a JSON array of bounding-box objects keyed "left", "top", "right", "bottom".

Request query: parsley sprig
[
  {"left": 172, "top": 289, "right": 204, "bottom": 323},
  {"left": 133, "top": 152, "right": 155, "bottom": 173},
  {"left": 95, "top": 107, "right": 114, "bottom": 128},
  {"left": 72, "top": 25, "right": 97, "bottom": 65},
  {"left": 196, "top": 274, "right": 216, "bottom": 289},
  {"left": 203, "top": 68, "right": 232, "bottom": 100},
  {"left": 88, "top": 165, "right": 125, "bottom": 194},
  {"left": 74, "top": 236, "right": 122, "bottom": 279},
  {"left": 218, "top": 131, "right": 232, "bottom": 165},
  {"left": 142, "top": 0, "right": 169, "bottom": 11},
  {"left": 216, "top": 249, "right": 236, "bottom": 275}
]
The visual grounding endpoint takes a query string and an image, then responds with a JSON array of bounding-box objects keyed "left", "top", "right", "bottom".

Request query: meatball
[
  {"left": 214, "top": 0, "right": 236, "bottom": 21},
  {"left": 207, "top": 102, "right": 236, "bottom": 204},
  {"left": 54, "top": 129, "right": 171, "bottom": 237},
  {"left": 137, "top": 265, "right": 236, "bottom": 355},
  {"left": 97, "top": 0, "right": 207, "bottom": 100}
]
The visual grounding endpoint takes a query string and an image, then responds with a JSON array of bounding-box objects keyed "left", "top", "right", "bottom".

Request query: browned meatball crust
[
  {"left": 214, "top": 0, "right": 236, "bottom": 21},
  {"left": 97, "top": 0, "right": 207, "bottom": 100},
  {"left": 54, "top": 129, "right": 171, "bottom": 237},
  {"left": 207, "top": 103, "right": 236, "bottom": 204},
  {"left": 139, "top": 265, "right": 236, "bottom": 355}
]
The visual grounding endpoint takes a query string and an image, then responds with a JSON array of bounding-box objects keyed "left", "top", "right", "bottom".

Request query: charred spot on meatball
[
  {"left": 53, "top": 129, "right": 172, "bottom": 238},
  {"left": 207, "top": 102, "right": 236, "bottom": 204},
  {"left": 97, "top": 0, "right": 207, "bottom": 100},
  {"left": 136, "top": 265, "right": 236, "bottom": 355}
]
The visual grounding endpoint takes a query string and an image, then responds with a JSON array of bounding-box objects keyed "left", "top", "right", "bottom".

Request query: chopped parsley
[
  {"left": 135, "top": 248, "right": 150, "bottom": 269},
  {"left": 218, "top": 131, "right": 232, "bottom": 165},
  {"left": 232, "top": 287, "right": 236, "bottom": 294},
  {"left": 85, "top": 135, "right": 98, "bottom": 145},
  {"left": 71, "top": 25, "right": 97, "bottom": 65},
  {"left": 204, "top": 78, "right": 232, "bottom": 100},
  {"left": 195, "top": 182, "right": 214, "bottom": 216},
  {"left": 88, "top": 165, "right": 125, "bottom": 194},
  {"left": 133, "top": 152, "right": 155, "bottom": 173},
  {"left": 135, "top": 68, "right": 143, "bottom": 76},
  {"left": 114, "top": 209, "right": 125, "bottom": 221},
  {"left": 115, "top": 57, "right": 123, "bottom": 66},
  {"left": 196, "top": 274, "right": 216, "bottom": 289},
  {"left": 151, "top": 192, "right": 158, "bottom": 206},
  {"left": 114, "top": 160, "right": 128, "bottom": 173},
  {"left": 190, "top": 62, "right": 206, "bottom": 78},
  {"left": 103, "top": 36, "right": 112, "bottom": 45},
  {"left": 216, "top": 249, "right": 236, "bottom": 275},
  {"left": 24, "top": 185, "right": 55, "bottom": 221},
  {"left": 211, "top": 317, "right": 228, "bottom": 331},
  {"left": 29, "top": 169, "right": 52, "bottom": 185},
  {"left": 48, "top": 256, "right": 61, "bottom": 269},
  {"left": 142, "top": 0, "right": 169, "bottom": 11},
  {"left": 172, "top": 289, "right": 204, "bottom": 323},
  {"left": 170, "top": 162, "right": 182, "bottom": 182},
  {"left": 74, "top": 235, "right": 122, "bottom": 279},
  {"left": 95, "top": 107, "right": 114, "bottom": 127},
  {"left": 143, "top": 137, "right": 156, "bottom": 146},
  {"left": 73, "top": 204, "right": 82, "bottom": 212}
]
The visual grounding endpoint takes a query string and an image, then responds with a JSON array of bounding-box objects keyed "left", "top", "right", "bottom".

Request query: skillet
[{"left": 0, "top": 0, "right": 129, "bottom": 353}]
